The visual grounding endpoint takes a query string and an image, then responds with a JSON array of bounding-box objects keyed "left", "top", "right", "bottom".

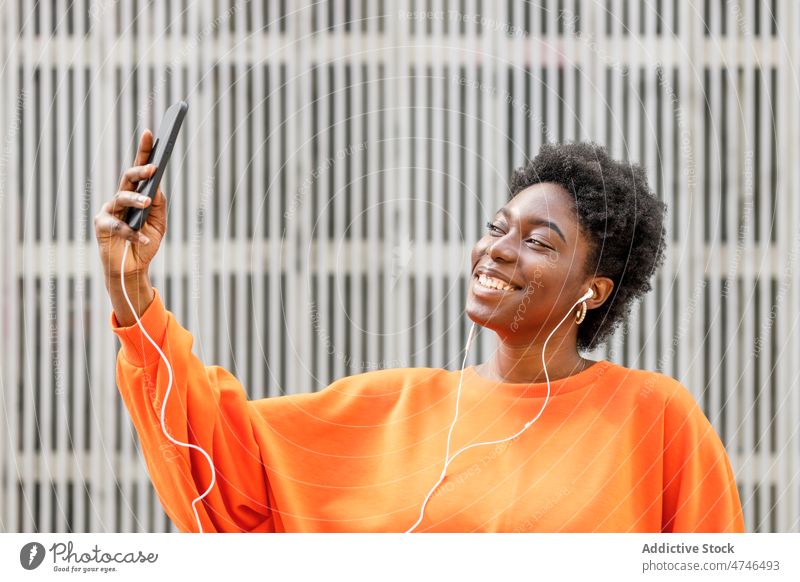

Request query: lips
[
  {"left": 474, "top": 267, "right": 522, "bottom": 291},
  {"left": 472, "top": 272, "right": 524, "bottom": 296}
]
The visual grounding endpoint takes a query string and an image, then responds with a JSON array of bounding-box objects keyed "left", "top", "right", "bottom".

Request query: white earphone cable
[
  {"left": 120, "top": 240, "right": 216, "bottom": 533},
  {"left": 405, "top": 288, "right": 594, "bottom": 533}
]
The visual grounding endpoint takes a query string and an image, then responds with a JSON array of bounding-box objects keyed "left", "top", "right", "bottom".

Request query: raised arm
[
  {"left": 110, "top": 290, "right": 275, "bottom": 532},
  {"left": 95, "top": 130, "right": 274, "bottom": 532}
]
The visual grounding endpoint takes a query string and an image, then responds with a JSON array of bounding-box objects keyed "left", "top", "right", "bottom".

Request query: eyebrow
[{"left": 497, "top": 208, "right": 567, "bottom": 243}]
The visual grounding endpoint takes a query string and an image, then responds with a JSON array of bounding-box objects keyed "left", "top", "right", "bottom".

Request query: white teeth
[{"left": 478, "top": 273, "right": 515, "bottom": 291}]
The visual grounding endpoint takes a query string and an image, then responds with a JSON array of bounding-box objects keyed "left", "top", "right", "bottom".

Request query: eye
[
  {"left": 526, "top": 238, "right": 550, "bottom": 249},
  {"left": 485, "top": 221, "right": 503, "bottom": 235}
]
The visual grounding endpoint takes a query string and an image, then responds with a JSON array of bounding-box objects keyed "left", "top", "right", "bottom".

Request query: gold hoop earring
[{"left": 575, "top": 301, "right": 588, "bottom": 324}]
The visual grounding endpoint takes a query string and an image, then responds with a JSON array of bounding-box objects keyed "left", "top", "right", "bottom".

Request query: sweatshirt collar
[{"left": 460, "top": 360, "right": 614, "bottom": 398}]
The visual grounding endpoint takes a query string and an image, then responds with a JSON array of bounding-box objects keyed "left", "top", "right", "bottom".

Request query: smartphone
[{"left": 125, "top": 100, "right": 188, "bottom": 230}]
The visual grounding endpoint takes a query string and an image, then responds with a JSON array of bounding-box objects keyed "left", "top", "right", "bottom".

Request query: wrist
[
  {"left": 105, "top": 268, "right": 150, "bottom": 290},
  {"left": 107, "top": 270, "right": 155, "bottom": 327}
]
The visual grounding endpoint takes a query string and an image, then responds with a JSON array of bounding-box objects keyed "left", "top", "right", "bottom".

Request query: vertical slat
[
  {"left": 349, "top": 0, "right": 364, "bottom": 373},
  {"left": 332, "top": 0, "right": 347, "bottom": 378},
  {"left": 530, "top": 0, "right": 542, "bottom": 156},
  {"left": 20, "top": 0, "right": 36, "bottom": 533},
  {"left": 190, "top": 0, "right": 213, "bottom": 536},
  {"left": 155, "top": 0, "right": 181, "bottom": 534},
  {"left": 54, "top": 0, "right": 70, "bottom": 533},
  {"left": 626, "top": 0, "right": 642, "bottom": 369},
  {"left": 118, "top": 0, "right": 137, "bottom": 534},
  {"left": 103, "top": 0, "right": 120, "bottom": 533},
  {"left": 389, "top": 0, "right": 407, "bottom": 369},
  {"left": 741, "top": 0, "right": 757, "bottom": 530},
  {"left": 723, "top": 0, "right": 742, "bottom": 530},
  {"left": 431, "top": 0, "right": 444, "bottom": 370},
  {"left": 288, "top": 1, "right": 307, "bottom": 391},
  {"left": 659, "top": 13, "right": 675, "bottom": 399},
  {"left": 777, "top": 0, "right": 800, "bottom": 533},
  {"left": 412, "top": 0, "right": 425, "bottom": 368},
  {"left": 314, "top": 0, "right": 331, "bottom": 385},
  {"left": 0, "top": 0, "right": 19, "bottom": 533},
  {"left": 252, "top": 0, "right": 267, "bottom": 399},
  {"left": 512, "top": 0, "right": 524, "bottom": 166},
  {"left": 755, "top": 0, "right": 773, "bottom": 531},
  {"left": 478, "top": 0, "right": 495, "bottom": 362},
  {"left": 39, "top": 0, "right": 55, "bottom": 533},
  {"left": 218, "top": 0, "right": 233, "bottom": 375},
  {"left": 74, "top": 0, "right": 90, "bottom": 533},
  {"left": 267, "top": 0, "right": 282, "bottom": 398},
  {"left": 90, "top": 0, "right": 110, "bottom": 532},
  {"left": 607, "top": 0, "right": 625, "bottom": 364},
  {"left": 577, "top": 0, "right": 591, "bottom": 143},
  {"left": 680, "top": 0, "right": 703, "bottom": 406},
  {"left": 707, "top": 0, "right": 724, "bottom": 452},
  {"left": 563, "top": 0, "right": 576, "bottom": 142},
  {"left": 642, "top": 1, "right": 659, "bottom": 374},
  {"left": 366, "top": 0, "right": 381, "bottom": 372},
  {"left": 788, "top": 0, "right": 800, "bottom": 533},
  {"left": 446, "top": 0, "right": 463, "bottom": 370},
  {"left": 461, "top": 0, "right": 478, "bottom": 369},
  {"left": 545, "top": 0, "right": 558, "bottom": 144},
  {"left": 234, "top": 0, "right": 249, "bottom": 396}
]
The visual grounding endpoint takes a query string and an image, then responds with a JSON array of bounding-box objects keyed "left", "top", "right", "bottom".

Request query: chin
[{"left": 465, "top": 300, "right": 508, "bottom": 332}]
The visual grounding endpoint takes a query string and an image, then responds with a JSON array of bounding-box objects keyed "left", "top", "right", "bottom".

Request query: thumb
[
  {"left": 153, "top": 188, "right": 167, "bottom": 207},
  {"left": 145, "top": 189, "right": 168, "bottom": 236}
]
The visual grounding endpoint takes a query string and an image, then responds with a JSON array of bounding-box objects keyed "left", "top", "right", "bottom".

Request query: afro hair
[{"left": 508, "top": 141, "right": 668, "bottom": 352}]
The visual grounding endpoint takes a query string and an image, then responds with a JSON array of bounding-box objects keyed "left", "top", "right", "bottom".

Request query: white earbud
[{"left": 581, "top": 288, "right": 594, "bottom": 301}]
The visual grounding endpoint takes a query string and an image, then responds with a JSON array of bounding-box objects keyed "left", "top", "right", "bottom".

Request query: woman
[{"left": 94, "top": 134, "right": 745, "bottom": 533}]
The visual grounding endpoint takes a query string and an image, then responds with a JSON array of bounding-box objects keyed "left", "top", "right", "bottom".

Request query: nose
[{"left": 487, "top": 232, "right": 519, "bottom": 263}]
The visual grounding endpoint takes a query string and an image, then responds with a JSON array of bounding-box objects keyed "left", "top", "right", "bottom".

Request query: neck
[{"left": 476, "top": 335, "right": 591, "bottom": 384}]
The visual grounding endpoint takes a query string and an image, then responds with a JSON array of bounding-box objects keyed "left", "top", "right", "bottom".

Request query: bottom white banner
[{"left": 1, "top": 533, "right": 798, "bottom": 581}]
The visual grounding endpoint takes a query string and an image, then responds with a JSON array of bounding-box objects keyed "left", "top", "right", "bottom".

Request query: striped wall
[{"left": 0, "top": 0, "right": 797, "bottom": 533}]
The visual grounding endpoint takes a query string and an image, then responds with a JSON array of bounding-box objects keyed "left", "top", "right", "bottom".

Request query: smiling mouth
[{"left": 473, "top": 273, "right": 521, "bottom": 293}]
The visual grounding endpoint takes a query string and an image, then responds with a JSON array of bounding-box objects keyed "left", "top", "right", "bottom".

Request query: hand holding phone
[
  {"left": 94, "top": 100, "right": 188, "bottom": 281},
  {"left": 125, "top": 101, "right": 188, "bottom": 230}
]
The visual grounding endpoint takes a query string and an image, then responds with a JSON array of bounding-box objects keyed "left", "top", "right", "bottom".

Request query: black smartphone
[{"left": 125, "top": 100, "right": 188, "bottom": 230}]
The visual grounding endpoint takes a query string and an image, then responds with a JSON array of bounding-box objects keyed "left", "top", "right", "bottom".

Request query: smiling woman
[
  {"left": 467, "top": 141, "right": 668, "bottom": 383},
  {"left": 99, "top": 135, "right": 744, "bottom": 534}
]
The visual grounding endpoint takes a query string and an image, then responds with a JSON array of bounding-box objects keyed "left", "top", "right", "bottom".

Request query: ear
[{"left": 584, "top": 277, "right": 614, "bottom": 310}]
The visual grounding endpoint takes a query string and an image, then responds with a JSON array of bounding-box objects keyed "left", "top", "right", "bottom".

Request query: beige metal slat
[
  {"left": 446, "top": 0, "right": 464, "bottom": 371},
  {"left": 775, "top": 0, "right": 800, "bottom": 533},
  {"left": 430, "top": 0, "right": 444, "bottom": 370},
  {"left": 707, "top": 0, "right": 725, "bottom": 455},
  {"left": 251, "top": 0, "right": 267, "bottom": 399},
  {"left": 267, "top": 0, "right": 282, "bottom": 399},
  {"left": 740, "top": 0, "right": 757, "bottom": 530},
  {"left": 366, "top": 0, "right": 382, "bottom": 372},
  {"left": 755, "top": 0, "right": 774, "bottom": 531}
]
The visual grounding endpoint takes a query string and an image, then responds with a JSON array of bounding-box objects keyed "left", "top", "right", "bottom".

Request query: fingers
[
  {"left": 134, "top": 129, "right": 154, "bottom": 167},
  {"left": 93, "top": 214, "right": 151, "bottom": 245},
  {"left": 103, "top": 191, "right": 152, "bottom": 218},
  {"left": 118, "top": 163, "right": 157, "bottom": 192},
  {"left": 139, "top": 189, "right": 168, "bottom": 238}
]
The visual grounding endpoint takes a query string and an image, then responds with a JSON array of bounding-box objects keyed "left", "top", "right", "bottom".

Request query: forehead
[{"left": 500, "top": 183, "right": 577, "bottom": 233}]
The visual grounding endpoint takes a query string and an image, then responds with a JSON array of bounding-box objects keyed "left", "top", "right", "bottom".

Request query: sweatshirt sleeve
[
  {"left": 661, "top": 384, "right": 745, "bottom": 533},
  {"left": 111, "top": 288, "right": 275, "bottom": 533}
]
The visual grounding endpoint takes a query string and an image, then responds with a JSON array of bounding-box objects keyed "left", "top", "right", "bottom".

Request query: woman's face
[{"left": 467, "top": 182, "right": 594, "bottom": 341}]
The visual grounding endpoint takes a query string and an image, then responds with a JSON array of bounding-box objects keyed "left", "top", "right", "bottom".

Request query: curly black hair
[{"left": 508, "top": 141, "right": 667, "bottom": 352}]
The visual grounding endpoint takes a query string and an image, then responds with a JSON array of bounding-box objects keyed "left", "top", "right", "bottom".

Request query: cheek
[{"left": 470, "top": 240, "right": 488, "bottom": 267}]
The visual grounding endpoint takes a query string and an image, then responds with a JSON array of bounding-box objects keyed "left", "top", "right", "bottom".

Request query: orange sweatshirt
[{"left": 112, "top": 288, "right": 745, "bottom": 533}]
